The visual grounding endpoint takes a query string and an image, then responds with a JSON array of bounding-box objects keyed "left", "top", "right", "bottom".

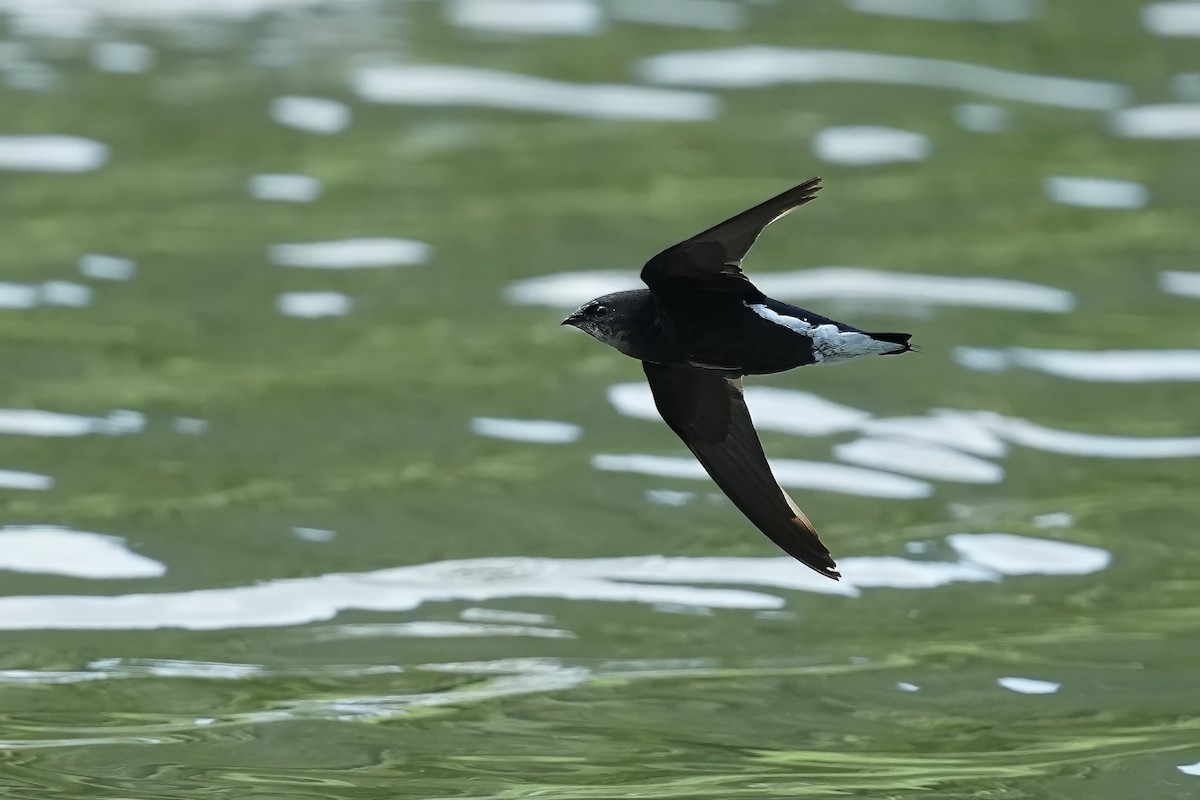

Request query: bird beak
[{"left": 561, "top": 311, "right": 581, "bottom": 328}]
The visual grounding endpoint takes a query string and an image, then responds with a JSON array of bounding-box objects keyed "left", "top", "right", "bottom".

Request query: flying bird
[{"left": 561, "top": 178, "right": 914, "bottom": 580}]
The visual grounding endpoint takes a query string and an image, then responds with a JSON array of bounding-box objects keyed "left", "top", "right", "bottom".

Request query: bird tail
[{"left": 869, "top": 332, "right": 918, "bottom": 354}]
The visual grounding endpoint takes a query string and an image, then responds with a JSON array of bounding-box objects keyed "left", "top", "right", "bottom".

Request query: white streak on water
[
  {"left": 0, "top": 526, "right": 165, "bottom": 578},
  {"left": 0, "top": 283, "right": 39, "bottom": 308},
  {"left": 269, "top": 238, "right": 432, "bottom": 269},
  {"left": 247, "top": 173, "right": 322, "bottom": 203},
  {"left": 1043, "top": 176, "right": 1148, "bottom": 209},
  {"left": 40, "top": 281, "right": 92, "bottom": 306},
  {"left": 858, "top": 412, "right": 1009, "bottom": 457},
  {"left": 0, "top": 136, "right": 108, "bottom": 172},
  {"left": 949, "top": 532, "right": 1109, "bottom": 574},
  {"left": 997, "top": 676, "right": 1060, "bottom": 694},
  {"left": 1178, "top": 760, "right": 1200, "bottom": 777},
  {"left": 1032, "top": 512, "right": 1074, "bottom": 529},
  {"left": 607, "top": 382, "right": 870, "bottom": 436},
  {"left": 312, "top": 621, "right": 575, "bottom": 639},
  {"left": 966, "top": 412, "right": 1200, "bottom": 458},
  {"left": 593, "top": 453, "right": 934, "bottom": 498},
  {"left": 79, "top": 253, "right": 136, "bottom": 281},
  {"left": 0, "top": 470, "right": 52, "bottom": 490},
  {"left": 276, "top": 292, "right": 352, "bottom": 318},
  {"left": 833, "top": 437, "right": 1004, "bottom": 483},
  {"left": 507, "top": 267, "right": 1073, "bottom": 312},
  {"left": 953, "top": 102, "right": 1010, "bottom": 132},
  {"left": 0, "top": 533, "right": 1108, "bottom": 630},
  {"left": 1111, "top": 104, "right": 1200, "bottom": 139},
  {"left": 1142, "top": 2, "right": 1200, "bottom": 36},
  {"left": 751, "top": 268, "right": 1075, "bottom": 313},
  {"left": 1161, "top": 271, "right": 1200, "bottom": 299},
  {"left": 845, "top": 0, "right": 1038, "bottom": 22},
  {"left": 471, "top": 417, "right": 582, "bottom": 443},
  {"left": 351, "top": 65, "right": 720, "bottom": 122},
  {"left": 0, "top": 408, "right": 142, "bottom": 437},
  {"left": 446, "top": 0, "right": 602, "bottom": 35},
  {"left": 610, "top": 0, "right": 745, "bottom": 29},
  {"left": 812, "top": 125, "right": 932, "bottom": 165},
  {"left": 637, "top": 46, "right": 1129, "bottom": 110},
  {"left": 90, "top": 41, "right": 154, "bottom": 73},
  {"left": 645, "top": 489, "right": 697, "bottom": 506},
  {"left": 269, "top": 95, "right": 352, "bottom": 135},
  {"left": 953, "top": 346, "right": 1200, "bottom": 381},
  {"left": 460, "top": 607, "right": 554, "bottom": 625}
]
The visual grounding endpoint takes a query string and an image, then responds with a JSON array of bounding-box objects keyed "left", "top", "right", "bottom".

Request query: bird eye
[{"left": 594, "top": 305, "right": 610, "bottom": 316}]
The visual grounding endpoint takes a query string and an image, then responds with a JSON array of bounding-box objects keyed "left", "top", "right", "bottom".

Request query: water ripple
[
  {"left": 954, "top": 346, "right": 1200, "bottom": 381},
  {"left": 638, "top": 46, "right": 1129, "bottom": 109}
]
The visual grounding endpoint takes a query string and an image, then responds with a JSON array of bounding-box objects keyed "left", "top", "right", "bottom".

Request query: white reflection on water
[
  {"left": 247, "top": 173, "right": 322, "bottom": 203},
  {"left": 1111, "top": 104, "right": 1200, "bottom": 139},
  {"left": 471, "top": 417, "right": 582, "bottom": 443},
  {"left": 41, "top": 280, "right": 91, "bottom": 306},
  {"left": 0, "top": 408, "right": 143, "bottom": 436},
  {"left": 0, "top": 135, "right": 108, "bottom": 172},
  {"left": 0, "top": 470, "right": 53, "bottom": 490},
  {"left": 845, "top": 0, "right": 1038, "bottom": 22},
  {"left": 607, "top": 382, "right": 870, "bottom": 436},
  {"left": 276, "top": 291, "right": 352, "bottom": 318},
  {"left": 833, "top": 437, "right": 1004, "bottom": 483},
  {"left": 268, "top": 238, "right": 432, "bottom": 269},
  {"left": 509, "top": 267, "right": 1074, "bottom": 312},
  {"left": 610, "top": 0, "right": 745, "bottom": 30},
  {"left": 638, "top": 46, "right": 1128, "bottom": 109},
  {"left": 1178, "top": 759, "right": 1200, "bottom": 777},
  {"left": 79, "top": 253, "right": 136, "bottom": 281},
  {"left": 1161, "top": 271, "right": 1200, "bottom": 299},
  {"left": 1142, "top": 1, "right": 1200, "bottom": 37},
  {"left": 997, "top": 676, "right": 1060, "bottom": 694},
  {"left": 963, "top": 411, "right": 1200, "bottom": 458},
  {"left": 310, "top": 621, "right": 575, "bottom": 639},
  {"left": 592, "top": 453, "right": 933, "bottom": 498},
  {"left": 269, "top": 95, "right": 352, "bottom": 135},
  {"left": 953, "top": 102, "right": 1010, "bottom": 132},
  {"left": 351, "top": 65, "right": 720, "bottom": 121},
  {"left": 0, "top": 534, "right": 1109, "bottom": 630},
  {"left": 0, "top": 526, "right": 165, "bottom": 578},
  {"left": 954, "top": 346, "right": 1200, "bottom": 381},
  {"left": 857, "top": 412, "right": 1008, "bottom": 457},
  {"left": 1043, "top": 176, "right": 1149, "bottom": 209},
  {"left": 90, "top": 41, "right": 154, "bottom": 74},
  {"left": 812, "top": 126, "right": 932, "bottom": 166},
  {"left": 446, "top": 0, "right": 602, "bottom": 35},
  {"left": 460, "top": 607, "right": 554, "bottom": 624}
]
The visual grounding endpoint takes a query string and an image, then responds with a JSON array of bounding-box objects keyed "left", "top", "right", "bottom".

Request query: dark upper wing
[
  {"left": 640, "top": 178, "right": 822, "bottom": 296},
  {"left": 642, "top": 361, "right": 840, "bottom": 579}
]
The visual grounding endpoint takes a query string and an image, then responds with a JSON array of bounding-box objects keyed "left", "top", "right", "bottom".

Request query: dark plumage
[{"left": 562, "top": 178, "right": 915, "bottom": 579}]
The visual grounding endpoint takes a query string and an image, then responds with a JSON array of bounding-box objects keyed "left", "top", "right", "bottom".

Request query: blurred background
[{"left": 1, "top": 0, "right": 1199, "bottom": 797}]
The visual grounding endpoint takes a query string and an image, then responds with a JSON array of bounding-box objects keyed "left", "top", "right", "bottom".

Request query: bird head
[{"left": 560, "top": 291, "right": 645, "bottom": 352}]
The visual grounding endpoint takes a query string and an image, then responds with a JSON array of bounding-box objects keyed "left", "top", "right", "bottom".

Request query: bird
[{"left": 561, "top": 178, "right": 914, "bottom": 580}]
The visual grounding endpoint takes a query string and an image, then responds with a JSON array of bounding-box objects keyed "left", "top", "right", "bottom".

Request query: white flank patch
[
  {"left": 351, "top": 65, "right": 720, "bottom": 122},
  {"left": 1043, "top": 176, "right": 1148, "bottom": 209},
  {"left": 811, "top": 125, "right": 932, "bottom": 166},
  {"left": 471, "top": 417, "right": 582, "bottom": 444},
  {"left": 0, "top": 525, "right": 164, "bottom": 578},
  {"left": 446, "top": 0, "right": 603, "bottom": 35},
  {"left": 1142, "top": 2, "right": 1200, "bottom": 37},
  {"left": 276, "top": 291, "right": 352, "bottom": 318},
  {"left": 247, "top": 173, "right": 322, "bottom": 203},
  {"left": 747, "top": 303, "right": 903, "bottom": 363},
  {"left": 269, "top": 95, "right": 352, "bottom": 135},
  {"left": 1110, "top": 104, "right": 1200, "bottom": 139},
  {"left": 268, "top": 238, "right": 432, "bottom": 269},
  {"left": 997, "top": 676, "right": 1060, "bottom": 695},
  {"left": 637, "top": 46, "right": 1128, "bottom": 110},
  {"left": 0, "top": 135, "right": 109, "bottom": 172}
]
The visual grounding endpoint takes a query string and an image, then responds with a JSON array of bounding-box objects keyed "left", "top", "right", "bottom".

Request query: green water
[{"left": 2, "top": 1, "right": 1199, "bottom": 797}]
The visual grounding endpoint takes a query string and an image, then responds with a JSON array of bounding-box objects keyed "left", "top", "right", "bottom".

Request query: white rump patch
[{"left": 747, "top": 303, "right": 902, "bottom": 363}]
